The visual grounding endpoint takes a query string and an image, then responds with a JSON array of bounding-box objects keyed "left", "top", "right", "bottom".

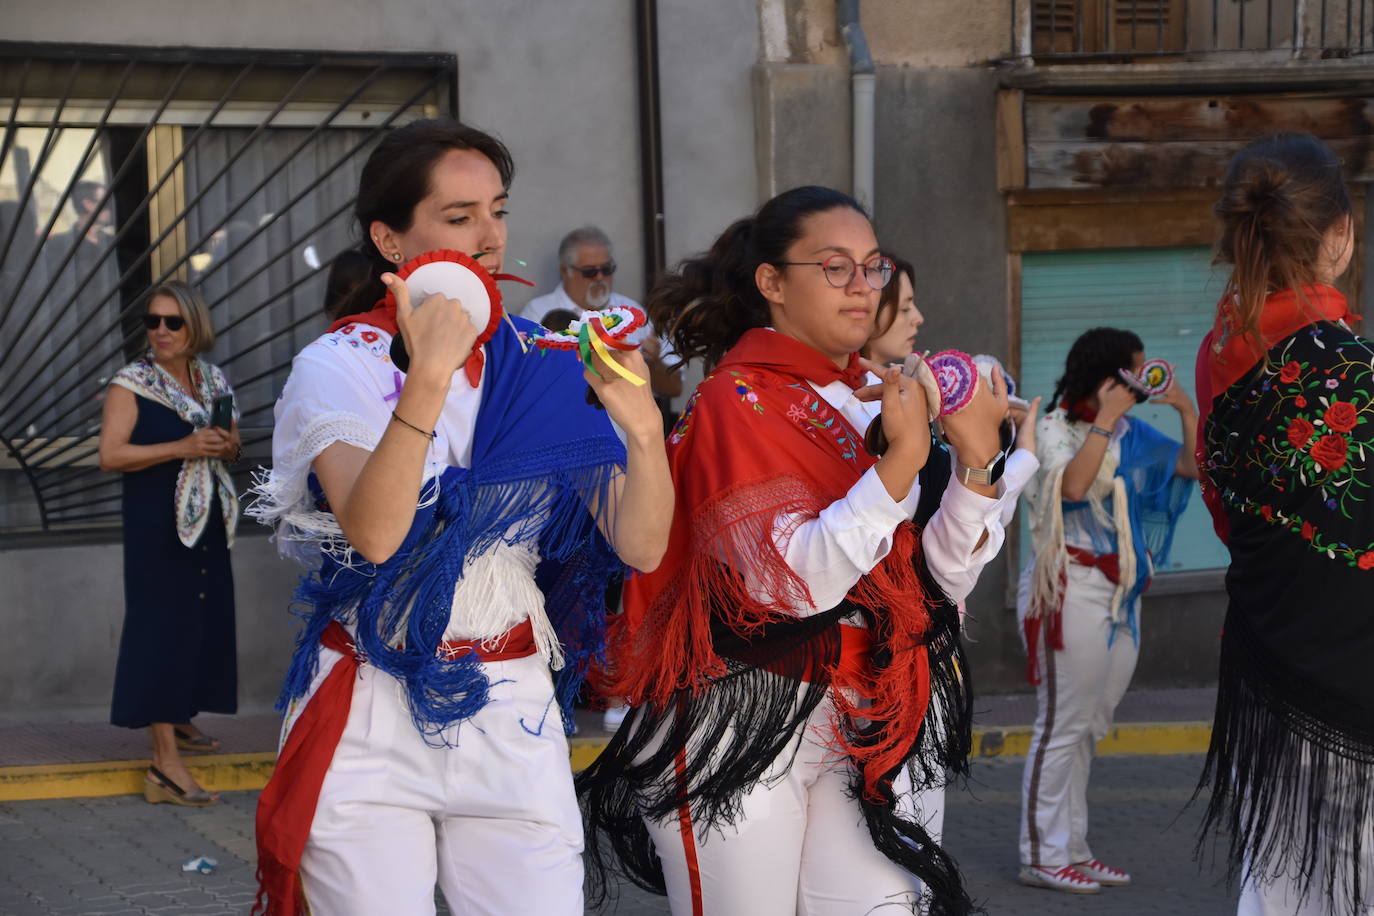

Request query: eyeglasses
[
  {"left": 143, "top": 314, "right": 186, "bottom": 332},
  {"left": 776, "top": 254, "right": 895, "bottom": 290},
  {"left": 569, "top": 262, "right": 617, "bottom": 279}
]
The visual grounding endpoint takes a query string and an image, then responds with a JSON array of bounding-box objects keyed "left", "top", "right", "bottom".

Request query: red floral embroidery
[
  {"left": 1286, "top": 416, "right": 1315, "bottom": 450},
  {"left": 361, "top": 330, "right": 380, "bottom": 344},
  {"left": 1311, "top": 433, "right": 1350, "bottom": 472},
  {"left": 1301, "top": 521, "right": 1316, "bottom": 540},
  {"left": 1295, "top": 395, "right": 1307, "bottom": 408},
  {"left": 1279, "top": 360, "right": 1302, "bottom": 383},
  {"left": 1324, "top": 400, "right": 1358, "bottom": 433},
  {"left": 1360, "top": 552, "right": 1374, "bottom": 571},
  {"left": 1260, "top": 505, "right": 1274, "bottom": 521}
]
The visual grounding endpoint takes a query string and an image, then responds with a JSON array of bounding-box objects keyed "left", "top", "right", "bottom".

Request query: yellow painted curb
[
  {"left": 0, "top": 723, "right": 1212, "bottom": 802},
  {"left": 0, "top": 753, "right": 277, "bottom": 802}
]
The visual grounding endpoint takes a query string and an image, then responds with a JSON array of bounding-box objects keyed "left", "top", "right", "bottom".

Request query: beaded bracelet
[{"left": 1089, "top": 425, "right": 1113, "bottom": 438}]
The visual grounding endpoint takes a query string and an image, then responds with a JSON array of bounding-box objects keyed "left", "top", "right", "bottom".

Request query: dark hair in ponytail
[
  {"left": 1050, "top": 326, "right": 1145, "bottom": 422},
  {"left": 649, "top": 185, "right": 867, "bottom": 368},
  {"left": 1215, "top": 132, "right": 1351, "bottom": 337},
  {"left": 333, "top": 118, "right": 515, "bottom": 320}
]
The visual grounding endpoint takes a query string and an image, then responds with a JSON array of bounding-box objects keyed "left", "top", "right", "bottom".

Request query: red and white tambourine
[
  {"left": 383, "top": 249, "right": 533, "bottom": 385},
  {"left": 530, "top": 305, "right": 651, "bottom": 386}
]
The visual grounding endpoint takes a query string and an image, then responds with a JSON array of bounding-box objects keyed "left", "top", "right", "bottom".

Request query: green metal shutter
[{"left": 1019, "top": 246, "right": 1230, "bottom": 572}]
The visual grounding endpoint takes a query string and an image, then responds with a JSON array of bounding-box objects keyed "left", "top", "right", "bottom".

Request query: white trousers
[
  {"left": 644, "top": 693, "right": 924, "bottom": 916},
  {"left": 290, "top": 649, "right": 583, "bottom": 916},
  {"left": 1018, "top": 562, "right": 1139, "bottom": 867}
]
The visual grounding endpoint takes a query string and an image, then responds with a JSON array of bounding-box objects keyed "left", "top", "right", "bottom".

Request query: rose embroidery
[
  {"left": 1323, "top": 400, "right": 1358, "bottom": 433},
  {"left": 1279, "top": 360, "right": 1302, "bottom": 383},
  {"left": 1301, "top": 521, "right": 1316, "bottom": 540},
  {"left": 1360, "top": 552, "right": 1374, "bottom": 571},
  {"left": 1286, "top": 416, "right": 1315, "bottom": 450},
  {"left": 1310, "top": 433, "right": 1350, "bottom": 472}
]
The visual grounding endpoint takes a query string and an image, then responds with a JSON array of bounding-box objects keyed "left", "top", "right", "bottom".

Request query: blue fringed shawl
[{"left": 277, "top": 316, "right": 625, "bottom": 739}]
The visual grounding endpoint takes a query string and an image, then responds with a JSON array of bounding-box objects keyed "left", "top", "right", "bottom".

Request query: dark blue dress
[{"left": 110, "top": 394, "right": 237, "bottom": 728}]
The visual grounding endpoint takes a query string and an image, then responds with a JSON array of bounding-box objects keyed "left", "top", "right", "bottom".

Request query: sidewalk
[{"left": 0, "top": 687, "right": 1217, "bottom": 802}]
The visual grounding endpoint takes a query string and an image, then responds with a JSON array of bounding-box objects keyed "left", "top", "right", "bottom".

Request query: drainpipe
[
  {"left": 635, "top": 0, "right": 667, "bottom": 287},
  {"left": 838, "top": 0, "right": 875, "bottom": 215}
]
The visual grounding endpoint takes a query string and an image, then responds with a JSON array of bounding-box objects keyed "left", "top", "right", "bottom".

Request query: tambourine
[
  {"left": 1118, "top": 358, "right": 1174, "bottom": 402},
  {"left": 864, "top": 349, "right": 988, "bottom": 456},
  {"left": 383, "top": 250, "right": 533, "bottom": 383},
  {"left": 530, "top": 305, "right": 651, "bottom": 387}
]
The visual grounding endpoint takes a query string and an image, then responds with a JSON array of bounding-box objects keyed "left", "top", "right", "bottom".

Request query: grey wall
[{"left": 0, "top": 531, "right": 300, "bottom": 720}]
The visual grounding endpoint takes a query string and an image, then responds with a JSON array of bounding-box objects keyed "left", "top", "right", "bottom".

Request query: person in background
[
  {"left": 322, "top": 248, "right": 375, "bottom": 321},
  {"left": 860, "top": 251, "right": 923, "bottom": 367},
  {"left": 1195, "top": 132, "right": 1374, "bottom": 916},
  {"left": 99, "top": 281, "right": 240, "bottom": 808},
  {"left": 1017, "top": 327, "right": 1197, "bottom": 894},
  {"left": 521, "top": 225, "right": 682, "bottom": 412}
]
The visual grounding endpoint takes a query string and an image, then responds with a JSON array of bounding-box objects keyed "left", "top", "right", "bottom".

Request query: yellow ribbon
[{"left": 586, "top": 327, "right": 647, "bottom": 386}]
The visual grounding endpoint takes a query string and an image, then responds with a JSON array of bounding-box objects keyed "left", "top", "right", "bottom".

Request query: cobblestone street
[{"left": 0, "top": 754, "right": 1237, "bottom": 915}]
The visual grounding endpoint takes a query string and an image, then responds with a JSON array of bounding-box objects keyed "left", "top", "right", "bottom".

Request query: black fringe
[
  {"left": 578, "top": 593, "right": 977, "bottom": 915},
  {"left": 1195, "top": 611, "right": 1374, "bottom": 915}
]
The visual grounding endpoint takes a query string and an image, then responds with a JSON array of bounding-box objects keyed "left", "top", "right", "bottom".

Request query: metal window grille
[
  {"left": 1011, "top": 0, "right": 1374, "bottom": 58},
  {"left": 0, "top": 42, "right": 456, "bottom": 537}
]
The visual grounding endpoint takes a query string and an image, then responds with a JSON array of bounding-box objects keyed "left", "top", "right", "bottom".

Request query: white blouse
[{"left": 250, "top": 323, "right": 560, "bottom": 666}]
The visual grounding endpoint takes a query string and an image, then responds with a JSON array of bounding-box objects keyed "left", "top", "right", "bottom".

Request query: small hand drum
[
  {"left": 383, "top": 250, "right": 506, "bottom": 374},
  {"left": 531, "top": 305, "right": 651, "bottom": 387},
  {"left": 864, "top": 349, "right": 984, "bottom": 456},
  {"left": 1118, "top": 358, "right": 1174, "bottom": 402}
]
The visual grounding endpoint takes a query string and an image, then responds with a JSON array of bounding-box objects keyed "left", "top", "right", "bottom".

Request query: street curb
[{"left": 0, "top": 721, "right": 1213, "bottom": 802}]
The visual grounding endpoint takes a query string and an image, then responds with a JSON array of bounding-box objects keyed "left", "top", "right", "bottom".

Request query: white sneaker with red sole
[
  {"left": 1017, "top": 864, "right": 1102, "bottom": 894},
  {"left": 1072, "top": 859, "right": 1131, "bottom": 886}
]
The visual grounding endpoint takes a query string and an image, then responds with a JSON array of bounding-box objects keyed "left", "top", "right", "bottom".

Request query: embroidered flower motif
[
  {"left": 341, "top": 324, "right": 356, "bottom": 334},
  {"left": 1279, "top": 360, "right": 1302, "bottom": 383},
  {"left": 1323, "top": 400, "right": 1358, "bottom": 433},
  {"left": 1295, "top": 395, "right": 1307, "bottom": 408},
  {"left": 726, "top": 372, "right": 765, "bottom": 415},
  {"left": 1310, "top": 433, "right": 1350, "bottom": 472},
  {"left": 1360, "top": 551, "right": 1374, "bottom": 571},
  {"left": 1286, "top": 416, "right": 1315, "bottom": 450},
  {"left": 361, "top": 330, "right": 380, "bottom": 344},
  {"left": 1326, "top": 378, "right": 1340, "bottom": 389},
  {"left": 1260, "top": 504, "right": 1274, "bottom": 521},
  {"left": 1301, "top": 521, "right": 1316, "bottom": 540},
  {"left": 668, "top": 392, "right": 699, "bottom": 446}
]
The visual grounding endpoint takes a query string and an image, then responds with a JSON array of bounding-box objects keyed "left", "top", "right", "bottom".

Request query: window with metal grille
[{"left": 0, "top": 42, "right": 456, "bottom": 538}]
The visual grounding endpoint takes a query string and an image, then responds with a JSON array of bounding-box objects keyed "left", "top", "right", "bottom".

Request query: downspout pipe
[
  {"left": 635, "top": 0, "right": 667, "bottom": 287},
  {"left": 838, "top": 0, "right": 875, "bottom": 215}
]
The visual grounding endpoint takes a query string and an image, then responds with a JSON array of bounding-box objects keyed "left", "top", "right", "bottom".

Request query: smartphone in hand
[{"left": 210, "top": 394, "right": 234, "bottom": 431}]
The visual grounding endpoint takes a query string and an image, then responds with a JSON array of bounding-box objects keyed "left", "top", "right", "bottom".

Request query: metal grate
[
  {"left": 0, "top": 42, "right": 456, "bottom": 537},
  {"left": 1013, "top": 0, "right": 1374, "bottom": 58}
]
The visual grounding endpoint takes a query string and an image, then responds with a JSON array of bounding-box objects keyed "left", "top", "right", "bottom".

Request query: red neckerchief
[
  {"left": 606, "top": 328, "right": 933, "bottom": 802},
  {"left": 1195, "top": 284, "right": 1351, "bottom": 543},
  {"left": 1061, "top": 398, "right": 1097, "bottom": 424}
]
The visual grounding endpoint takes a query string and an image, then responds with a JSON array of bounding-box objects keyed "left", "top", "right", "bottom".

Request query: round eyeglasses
[{"left": 775, "top": 254, "right": 894, "bottom": 290}]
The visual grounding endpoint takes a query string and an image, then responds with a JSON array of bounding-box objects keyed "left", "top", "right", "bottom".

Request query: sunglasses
[
  {"left": 569, "top": 262, "right": 617, "bottom": 279},
  {"left": 143, "top": 314, "right": 186, "bottom": 332}
]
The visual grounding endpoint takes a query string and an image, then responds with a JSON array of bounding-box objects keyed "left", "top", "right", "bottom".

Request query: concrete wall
[{"left": 0, "top": 531, "right": 300, "bottom": 721}]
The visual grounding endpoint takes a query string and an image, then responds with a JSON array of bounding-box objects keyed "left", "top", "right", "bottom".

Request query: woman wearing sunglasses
[
  {"left": 579, "top": 186, "right": 1027, "bottom": 916},
  {"left": 99, "top": 281, "right": 241, "bottom": 807}
]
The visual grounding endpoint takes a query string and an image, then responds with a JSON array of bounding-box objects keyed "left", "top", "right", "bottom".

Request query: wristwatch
[{"left": 956, "top": 450, "right": 1007, "bottom": 487}]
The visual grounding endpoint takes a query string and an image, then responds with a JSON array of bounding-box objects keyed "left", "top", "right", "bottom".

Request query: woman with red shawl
[{"left": 579, "top": 186, "right": 1036, "bottom": 915}]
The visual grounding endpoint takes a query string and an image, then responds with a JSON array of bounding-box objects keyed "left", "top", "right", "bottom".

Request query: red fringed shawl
[{"left": 605, "top": 328, "right": 937, "bottom": 801}]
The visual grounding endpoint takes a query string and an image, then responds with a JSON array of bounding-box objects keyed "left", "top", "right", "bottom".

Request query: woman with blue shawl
[
  {"left": 1016, "top": 327, "right": 1197, "bottom": 894},
  {"left": 247, "top": 119, "right": 672, "bottom": 916}
]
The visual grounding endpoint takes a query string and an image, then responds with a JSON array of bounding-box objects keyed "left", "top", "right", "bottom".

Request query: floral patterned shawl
[
  {"left": 1195, "top": 285, "right": 1374, "bottom": 914},
  {"left": 111, "top": 353, "right": 238, "bottom": 547}
]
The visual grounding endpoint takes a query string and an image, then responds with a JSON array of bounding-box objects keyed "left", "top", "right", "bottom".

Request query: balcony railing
[{"left": 1010, "top": 0, "right": 1374, "bottom": 59}]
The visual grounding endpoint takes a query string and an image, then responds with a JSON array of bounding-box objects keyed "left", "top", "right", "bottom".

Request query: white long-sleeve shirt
[{"left": 773, "top": 373, "right": 1037, "bottom": 611}]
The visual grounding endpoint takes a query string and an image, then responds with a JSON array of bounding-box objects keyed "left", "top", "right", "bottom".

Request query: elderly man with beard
[{"left": 522, "top": 226, "right": 682, "bottom": 408}]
